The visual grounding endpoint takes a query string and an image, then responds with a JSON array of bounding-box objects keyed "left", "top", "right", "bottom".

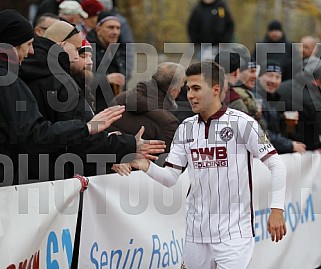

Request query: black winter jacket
[
  {"left": 278, "top": 72, "right": 321, "bottom": 150},
  {"left": 188, "top": 0, "right": 234, "bottom": 45},
  {"left": 0, "top": 50, "right": 90, "bottom": 185},
  {"left": 255, "top": 83, "right": 293, "bottom": 153}
]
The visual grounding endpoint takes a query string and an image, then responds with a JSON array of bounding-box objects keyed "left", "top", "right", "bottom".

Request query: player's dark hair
[{"left": 186, "top": 61, "right": 225, "bottom": 90}]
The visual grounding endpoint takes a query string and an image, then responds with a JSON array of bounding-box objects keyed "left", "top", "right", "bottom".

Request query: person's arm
[
  {"left": 1, "top": 78, "right": 125, "bottom": 152},
  {"left": 122, "top": 158, "right": 181, "bottom": 187},
  {"left": 113, "top": 123, "right": 188, "bottom": 179},
  {"left": 263, "top": 154, "right": 286, "bottom": 209},
  {"left": 243, "top": 117, "right": 287, "bottom": 242},
  {"left": 263, "top": 154, "right": 287, "bottom": 242}
]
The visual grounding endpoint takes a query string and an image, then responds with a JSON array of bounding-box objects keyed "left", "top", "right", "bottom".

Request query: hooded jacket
[{"left": 109, "top": 79, "right": 179, "bottom": 152}]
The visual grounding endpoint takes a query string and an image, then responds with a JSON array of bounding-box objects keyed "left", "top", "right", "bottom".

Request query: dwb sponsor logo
[{"left": 191, "top": 147, "right": 228, "bottom": 169}]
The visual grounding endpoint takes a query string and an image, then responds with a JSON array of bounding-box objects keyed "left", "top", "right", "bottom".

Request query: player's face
[
  {"left": 186, "top": 74, "right": 220, "bottom": 118},
  {"left": 258, "top": 72, "right": 282, "bottom": 94}
]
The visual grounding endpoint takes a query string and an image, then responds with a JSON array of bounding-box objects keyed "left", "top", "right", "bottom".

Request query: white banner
[
  {"left": 252, "top": 152, "right": 321, "bottom": 269},
  {"left": 78, "top": 172, "right": 188, "bottom": 269},
  {"left": 79, "top": 152, "right": 321, "bottom": 269},
  {"left": 0, "top": 179, "right": 81, "bottom": 269}
]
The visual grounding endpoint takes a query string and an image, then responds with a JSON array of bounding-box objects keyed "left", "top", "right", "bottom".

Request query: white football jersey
[{"left": 165, "top": 105, "right": 276, "bottom": 243}]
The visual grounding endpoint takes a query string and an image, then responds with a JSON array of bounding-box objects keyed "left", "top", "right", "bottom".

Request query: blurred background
[{"left": 1, "top": 0, "right": 321, "bottom": 52}]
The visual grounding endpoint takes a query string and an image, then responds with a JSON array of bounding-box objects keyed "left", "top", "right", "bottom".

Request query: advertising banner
[
  {"left": 0, "top": 179, "right": 81, "bottom": 269},
  {"left": 79, "top": 152, "right": 321, "bottom": 269}
]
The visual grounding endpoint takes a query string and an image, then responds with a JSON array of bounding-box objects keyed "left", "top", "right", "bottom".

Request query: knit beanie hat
[
  {"left": 81, "top": 0, "right": 105, "bottom": 17},
  {"left": 240, "top": 58, "right": 257, "bottom": 72},
  {"left": 78, "top": 39, "right": 92, "bottom": 54},
  {"left": 97, "top": 10, "right": 119, "bottom": 26},
  {"left": 0, "top": 10, "right": 34, "bottom": 47},
  {"left": 268, "top": 20, "right": 283, "bottom": 31},
  {"left": 258, "top": 59, "right": 282, "bottom": 77},
  {"left": 214, "top": 51, "right": 240, "bottom": 74}
]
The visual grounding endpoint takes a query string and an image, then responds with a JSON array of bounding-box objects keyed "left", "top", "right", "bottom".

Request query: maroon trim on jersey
[
  {"left": 198, "top": 104, "right": 228, "bottom": 139},
  {"left": 164, "top": 161, "right": 184, "bottom": 171},
  {"left": 204, "top": 121, "right": 211, "bottom": 139},
  {"left": 260, "top": 150, "right": 278, "bottom": 162},
  {"left": 247, "top": 151, "right": 255, "bottom": 237},
  {"left": 198, "top": 104, "right": 228, "bottom": 123}
]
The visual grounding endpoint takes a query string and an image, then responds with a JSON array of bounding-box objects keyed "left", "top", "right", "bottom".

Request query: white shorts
[{"left": 182, "top": 237, "right": 254, "bottom": 269}]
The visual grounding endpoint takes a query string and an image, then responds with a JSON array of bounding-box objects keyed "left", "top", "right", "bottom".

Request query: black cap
[
  {"left": 96, "top": 10, "right": 119, "bottom": 26},
  {"left": 268, "top": 20, "right": 283, "bottom": 31},
  {"left": 0, "top": 10, "right": 34, "bottom": 47},
  {"left": 214, "top": 51, "right": 240, "bottom": 74}
]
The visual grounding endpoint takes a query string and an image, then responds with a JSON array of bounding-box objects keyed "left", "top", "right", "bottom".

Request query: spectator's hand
[
  {"left": 87, "top": 105, "right": 125, "bottom": 134},
  {"left": 135, "top": 126, "right": 166, "bottom": 161},
  {"left": 106, "top": 73, "right": 125, "bottom": 86},
  {"left": 292, "top": 141, "right": 306, "bottom": 154},
  {"left": 112, "top": 163, "right": 132, "bottom": 176},
  {"left": 268, "top": 208, "right": 287, "bottom": 242}
]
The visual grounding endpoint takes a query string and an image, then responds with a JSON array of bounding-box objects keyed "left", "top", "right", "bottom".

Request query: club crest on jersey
[{"left": 220, "top": 127, "right": 234, "bottom": 142}]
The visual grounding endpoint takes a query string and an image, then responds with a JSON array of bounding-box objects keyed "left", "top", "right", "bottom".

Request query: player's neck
[{"left": 200, "top": 102, "right": 223, "bottom": 122}]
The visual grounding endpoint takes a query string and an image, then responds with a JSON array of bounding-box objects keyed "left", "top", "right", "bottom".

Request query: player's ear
[{"left": 212, "top": 84, "right": 220, "bottom": 96}]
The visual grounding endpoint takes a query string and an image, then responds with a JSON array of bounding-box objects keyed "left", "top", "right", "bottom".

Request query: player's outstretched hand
[
  {"left": 267, "top": 208, "right": 287, "bottom": 242},
  {"left": 130, "top": 156, "right": 150, "bottom": 172},
  {"left": 87, "top": 105, "right": 125, "bottom": 134},
  {"left": 135, "top": 126, "right": 166, "bottom": 160}
]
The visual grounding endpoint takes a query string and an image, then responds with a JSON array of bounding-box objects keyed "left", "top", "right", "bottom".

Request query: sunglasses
[{"left": 62, "top": 27, "right": 80, "bottom": 42}]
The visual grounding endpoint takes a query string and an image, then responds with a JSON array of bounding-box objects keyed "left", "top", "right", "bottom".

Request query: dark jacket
[
  {"left": 253, "top": 35, "right": 298, "bottom": 81},
  {"left": 0, "top": 49, "right": 90, "bottom": 186},
  {"left": 20, "top": 37, "right": 84, "bottom": 122},
  {"left": 109, "top": 79, "right": 179, "bottom": 152},
  {"left": 255, "top": 83, "right": 293, "bottom": 153},
  {"left": 170, "top": 84, "right": 195, "bottom": 123},
  {"left": 19, "top": 37, "right": 136, "bottom": 179},
  {"left": 278, "top": 72, "right": 321, "bottom": 150},
  {"left": 188, "top": 0, "right": 234, "bottom": 45},
  {"left": 87, "top": 29, "right": 126, "bottom": 112}
]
